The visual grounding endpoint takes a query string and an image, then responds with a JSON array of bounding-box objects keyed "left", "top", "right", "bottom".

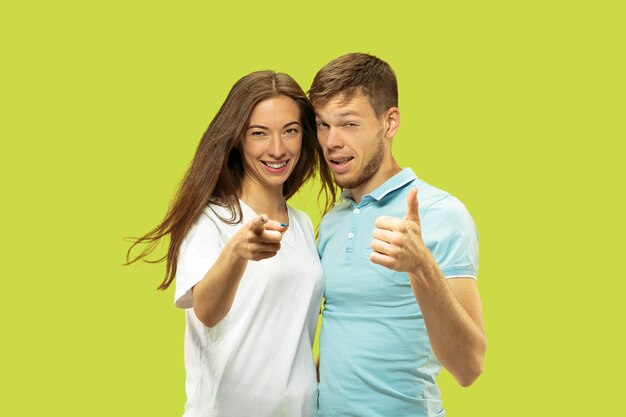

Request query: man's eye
[
  {"left": 317, "top": 122, "right": 329, "bottom": 129},
  {"left": 345, "top": 122, "right": 358, "bottom": 128}
]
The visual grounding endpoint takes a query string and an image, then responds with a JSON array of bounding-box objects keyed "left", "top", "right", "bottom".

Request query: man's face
[{"left": 315, "top": 91, "right": 388, "bottom": 193}]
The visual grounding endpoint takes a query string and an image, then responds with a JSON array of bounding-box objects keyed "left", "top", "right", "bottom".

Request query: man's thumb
[{"left": 405, "top": 188, "right": 420, "bottom": 222}]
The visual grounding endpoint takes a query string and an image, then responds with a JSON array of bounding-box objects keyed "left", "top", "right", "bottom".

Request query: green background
[{"left": 2, "top": 0, "right": 624, "bottom": 415}]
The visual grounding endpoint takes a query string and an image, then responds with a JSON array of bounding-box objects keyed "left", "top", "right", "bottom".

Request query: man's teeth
[
  {"left": 332, "top": 157, "right": 353, "bottom": 163},
  {"left": 264, "top": 161, "right": 287, "bottom": 169}
]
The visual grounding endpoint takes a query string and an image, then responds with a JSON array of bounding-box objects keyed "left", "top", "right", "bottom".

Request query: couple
[{"left": 128, "top": 53, "right": 486, "bottom": 417}]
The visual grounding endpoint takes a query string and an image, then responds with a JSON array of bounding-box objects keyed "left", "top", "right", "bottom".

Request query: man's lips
[
  {"left": 328, "top": 156, "right": 354, "bottom": 165},
  {"left": 327, "top": 156, "right": 354, "bottom": 174}
]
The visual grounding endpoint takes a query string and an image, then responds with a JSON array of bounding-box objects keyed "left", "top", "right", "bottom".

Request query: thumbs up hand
[
  {"left": 404, "top": 187, "right": 420, "bottom": 223},
  {"left": 370, "top": 188, "right": 428, "bottom": 274}
]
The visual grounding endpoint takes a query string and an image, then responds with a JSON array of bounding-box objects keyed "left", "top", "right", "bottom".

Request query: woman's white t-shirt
[{"left": 174, "top": 201, "right": 323, "bottom": 417}]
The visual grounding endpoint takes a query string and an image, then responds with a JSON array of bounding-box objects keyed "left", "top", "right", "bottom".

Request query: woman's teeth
[{"left": 263, "top": 161, "right": 287, "bottom": 169}]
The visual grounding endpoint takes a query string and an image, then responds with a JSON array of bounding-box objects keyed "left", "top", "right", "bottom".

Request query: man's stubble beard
[{"left": 333, "top": 129, "right": 385, "bottom": 190}]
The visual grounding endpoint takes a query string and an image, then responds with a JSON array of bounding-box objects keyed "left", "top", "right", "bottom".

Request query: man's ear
[{"left": 385, "top": 107, "right": 400, "bottom": 139}]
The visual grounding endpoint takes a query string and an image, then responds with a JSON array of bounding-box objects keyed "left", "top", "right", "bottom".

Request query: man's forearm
[{"left": 408, "top": 263, "right": 486, "bottom": 387}]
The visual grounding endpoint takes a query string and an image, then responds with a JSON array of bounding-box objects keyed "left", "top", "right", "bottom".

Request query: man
[{"left": 311, "top": 53, "right": 486, "bottom": 416}]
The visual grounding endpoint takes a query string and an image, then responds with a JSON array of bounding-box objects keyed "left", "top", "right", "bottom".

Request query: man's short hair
[{"left": 309, "top": 53, "right": 398, "bottom": 117}]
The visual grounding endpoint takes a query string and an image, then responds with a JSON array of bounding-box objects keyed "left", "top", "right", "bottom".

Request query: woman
[{"left": 127, "top": 71, "right": 335, "bottom": 417}]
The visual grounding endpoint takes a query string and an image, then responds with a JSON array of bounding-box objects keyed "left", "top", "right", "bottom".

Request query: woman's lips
[{"left": 261, "top": 160, "right": 289, "bottom": 173}]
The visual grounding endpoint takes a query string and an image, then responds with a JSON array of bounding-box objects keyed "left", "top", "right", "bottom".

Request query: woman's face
[{"left": 240, "top": 95, "right": 303, "bottom": 191}]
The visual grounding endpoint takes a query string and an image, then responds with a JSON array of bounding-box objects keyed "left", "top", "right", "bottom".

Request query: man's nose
[{"left": 323, "top": 127, "right": 343, "bottom": 149}]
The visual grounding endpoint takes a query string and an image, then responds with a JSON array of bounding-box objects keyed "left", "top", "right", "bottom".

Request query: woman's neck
[{"left": 239, "top": 179, "right": 288, "bottom": 224}]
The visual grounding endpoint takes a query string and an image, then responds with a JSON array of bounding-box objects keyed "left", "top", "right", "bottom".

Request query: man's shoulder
[
  {"left": 320, "top": 198, "right": 350, "bottom": 219},
  {"left": 408, "top": 177, "right": 470, "bottom": 216},
  {"left": 317, "top": 199, "right": 351, "bottom": 246},
  {"left": 410, "top": 179, "right": 476, "bottom": 242}
]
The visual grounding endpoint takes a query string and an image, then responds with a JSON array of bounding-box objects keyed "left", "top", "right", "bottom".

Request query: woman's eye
[
  {"left": 250, "top": 131, "right": 265, "bottom": 137},
  {"left": 285, "top": 128, "right": 299, "bottom": 135}
]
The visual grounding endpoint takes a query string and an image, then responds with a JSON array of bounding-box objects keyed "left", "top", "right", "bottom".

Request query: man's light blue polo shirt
[{"left": 317, "top": 168, "right": 479, "bottom": 417}]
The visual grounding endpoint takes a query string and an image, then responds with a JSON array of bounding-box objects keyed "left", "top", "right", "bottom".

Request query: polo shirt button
[
  {"left": 353, "top": 208, "right": 360, "bottom": 215},
  {"left": 347, "top": 232, "right": 354, "bottom": 239}
]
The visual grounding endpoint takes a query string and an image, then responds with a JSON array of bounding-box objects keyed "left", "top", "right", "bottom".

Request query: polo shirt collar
[{"left": 340, "top": 168, "right": 417, "bottom": 204}]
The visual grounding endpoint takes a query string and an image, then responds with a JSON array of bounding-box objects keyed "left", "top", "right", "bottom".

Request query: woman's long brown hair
[{"left": 126, "top": 71, "right": 336, "bottom": 290}]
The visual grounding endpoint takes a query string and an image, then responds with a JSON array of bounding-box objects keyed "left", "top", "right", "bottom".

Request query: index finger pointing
[
  {"left": 264, "top": 219, "right": 289, "bottom": 234},
  {"left": 250, "top": 214, "right": 268, "bottom": 233},
  {"left": 259, "top": 229, "right": 283, "bottom": 242}
]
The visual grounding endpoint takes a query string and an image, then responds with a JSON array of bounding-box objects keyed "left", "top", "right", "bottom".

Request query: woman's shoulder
[
  {"left": 287, "top": 204, "right": 313, "bottom": 227},
  {"left": 202, "top": 202, "right": 230, "bottom": 218},
  {"left": 196, "top": 202, "right": 244, "bottom": 231}
]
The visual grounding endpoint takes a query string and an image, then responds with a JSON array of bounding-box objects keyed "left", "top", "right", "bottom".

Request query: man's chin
[{"left": 332, "top": 174, "right": 360, "bottom": 190}]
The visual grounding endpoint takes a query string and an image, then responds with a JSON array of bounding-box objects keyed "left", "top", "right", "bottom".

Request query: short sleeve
[
  {"left": 420, "top": 196, "right": 479, "bottom": 279},
  {"left": 174, "top": 211, "right": 227, "bottom": 308}
]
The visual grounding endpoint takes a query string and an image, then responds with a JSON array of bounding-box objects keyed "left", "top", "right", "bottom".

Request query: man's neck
[{"left": 350, "top": 159, "right": 402, "bottom": 203}]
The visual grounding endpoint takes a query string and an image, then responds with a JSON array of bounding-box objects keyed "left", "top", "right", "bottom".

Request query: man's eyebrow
[
  {"left": 337, "top": 111, "right": 362, "bottom": 118},
  {"left": 315, "top": 111, "right": 362, "bottom": 119}
]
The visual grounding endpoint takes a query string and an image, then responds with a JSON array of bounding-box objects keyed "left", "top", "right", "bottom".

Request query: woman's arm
[{"left": 191, "top": 215, "right": 286, "bottom": 327}]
